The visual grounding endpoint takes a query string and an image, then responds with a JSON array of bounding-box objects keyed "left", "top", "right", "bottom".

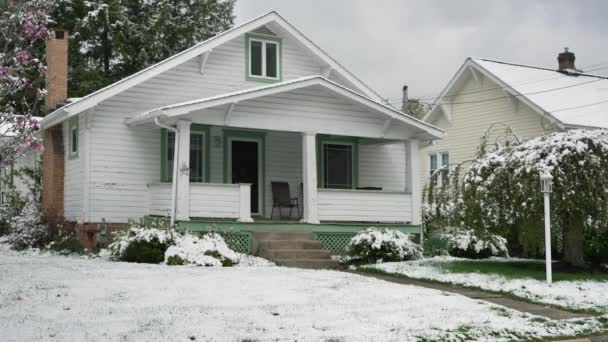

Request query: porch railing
[
  {"left": 317, "top": 189, "right": 412, "bottom": 223},
  {"left": 149, "top": 182, "right": 252, "bottom": 222}
]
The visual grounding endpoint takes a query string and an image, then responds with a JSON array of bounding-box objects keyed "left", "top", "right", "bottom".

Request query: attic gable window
[{"left": 246, "top": 33, "right": 281, "bottom": 82}]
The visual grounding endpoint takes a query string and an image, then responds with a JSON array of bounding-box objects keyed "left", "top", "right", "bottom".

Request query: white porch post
[
  {"left": 238, "top": 184, "right": 254, "bottom": 222},
  {"left": 406, "top": 139, "right": 422, "bottom": 225},
  {"left": 301, "top": 132, "right": 319, "bottom": 224},
  {"left": 175, "top": 120, "right": 191, "bottom": 221}
]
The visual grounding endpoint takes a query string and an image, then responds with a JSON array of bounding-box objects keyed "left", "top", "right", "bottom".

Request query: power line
[
  {"left": 386, "top": 64, "right": 608, "bottom": 104},
  {"left": 552, "top": 98, "right": 608, "bottom": 113},
  {"left": 386, "top": 77, "right": 606, "bottom": 108}
]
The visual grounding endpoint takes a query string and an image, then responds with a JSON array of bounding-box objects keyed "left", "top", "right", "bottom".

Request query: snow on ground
[
  {"left": 368, "top": 257, "right": 608, "bottom": 314},
  {"left": 0, "top": 245, "right": 605, "bottom": 342}
]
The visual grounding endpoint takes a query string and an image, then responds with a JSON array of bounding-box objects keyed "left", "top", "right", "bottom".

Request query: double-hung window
[
  {"left": 246, "top": 34, "right": 281, "bottom": 82},
  {"left": 429, "top": 152, "right": 449, "bottom": 186},
  {"left": 161, "top": 126, "right": 208, "bottom": 183},
  {"left": 321, "top": 141, "right": 357, "bottom": 189}
]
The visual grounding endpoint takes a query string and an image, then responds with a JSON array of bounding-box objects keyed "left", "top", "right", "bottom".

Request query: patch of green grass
[
  {"left": 439, "top": 260, "right": 608, "bottom": 282},
  {"left": 489, "top": 306, "right": 512, "bottom": 317}
]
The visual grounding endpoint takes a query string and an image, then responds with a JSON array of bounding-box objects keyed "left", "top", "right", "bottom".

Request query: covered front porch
[{"left": 127, "top": 76, "right": 443, "bottom": 230}]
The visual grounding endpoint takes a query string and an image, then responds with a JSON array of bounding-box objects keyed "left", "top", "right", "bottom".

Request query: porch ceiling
[{"left": 125, "top": 76, "right": 444, "bottom": 141}]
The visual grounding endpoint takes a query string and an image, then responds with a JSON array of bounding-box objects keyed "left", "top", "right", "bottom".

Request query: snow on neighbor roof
[
  {"left": 0, "top": 116, "right": 43, "bottom": 137},
  {"left": 473, "top": 58, "right": 608, "bottom": 129},
  {"left": 40, "top": 11, "right": 386, "bottom": 130},
  {"left": 126, "top": 76, "right": 444, "bottom": 140}
]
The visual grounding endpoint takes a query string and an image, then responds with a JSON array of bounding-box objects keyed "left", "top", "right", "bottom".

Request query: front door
[{"left": 231, "top": 140, "right": 260, "bottom": 214}]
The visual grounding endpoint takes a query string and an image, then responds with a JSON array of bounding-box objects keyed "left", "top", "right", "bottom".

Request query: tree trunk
[{"left": 562, "top": 218, "right": 585, "bottom": 267}]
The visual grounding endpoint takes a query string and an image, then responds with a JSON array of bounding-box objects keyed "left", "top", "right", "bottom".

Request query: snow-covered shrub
[
  {"left": 108, "top": 219, "right": 177, "bottom": 263},
  {"left": 6, "top": 200, "right": 48, "bottom": 250},
  {"left": 433, "top": 228, "right": 509, "bottom": 259},
  {"left": 164, "top": 233, "right": 238, "bottom": 267},
  {"left": 348, "top": 227, "right": 423, "bottom": 263},
  {"left": 46, "top": 230, "right": 85, "bottom": 255},
  {"left": 463, "top": 129, "right": 608, "bottom": 266}
]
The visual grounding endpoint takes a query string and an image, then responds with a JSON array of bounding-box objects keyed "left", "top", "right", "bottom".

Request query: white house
[
  {"left": 40, "top": 12, "right": 443, "bottom": 255},
  {"left": 420, "top": 50, "right": 608, "bottom": 185}
]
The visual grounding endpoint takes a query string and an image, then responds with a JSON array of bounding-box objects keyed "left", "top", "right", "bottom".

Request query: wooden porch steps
[{"left": 253, "top": 232, "right": 338, "bottom": 269}]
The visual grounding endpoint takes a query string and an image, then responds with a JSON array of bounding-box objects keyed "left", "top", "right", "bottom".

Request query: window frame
[
  {"left": 68, "top": 116, "right": 79, "bottom": 159},
  {"left": 245, "top": 33, "right": 282, "bottom": 83},
  {"left": 318, "top": 136, "right": 359, "bottom": 190},
  {"left": 428, "top": 151, "right": 450, "bottom": 187},
  {"left": 160, "top": 124, "right": 210, "bottom": 183}
]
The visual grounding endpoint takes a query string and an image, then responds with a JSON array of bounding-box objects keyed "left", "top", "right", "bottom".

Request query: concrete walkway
[{"left": 348, "top": 270, "right": 590, "bottom": 320}]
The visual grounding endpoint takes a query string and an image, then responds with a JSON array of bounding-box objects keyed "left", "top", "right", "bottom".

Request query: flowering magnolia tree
[
  {"left": 0, "top": 0, "right": 49, "bottom": 165},
  {"left": 462, "top": 130, "right": 608, "bottom": 267}
]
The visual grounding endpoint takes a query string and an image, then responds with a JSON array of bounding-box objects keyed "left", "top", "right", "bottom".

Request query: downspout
[{"left": 154, "top": 117, "right": 179, "bottom": 226}]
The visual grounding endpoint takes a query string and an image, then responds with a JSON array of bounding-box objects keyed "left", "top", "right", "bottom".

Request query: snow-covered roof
[
  {"left": 40, "top": 11, "right": 385, "bottom": 130},
  {"left": 425, "top": 58, "right": 608, "bottom": 130},
  {"left": 126, "top": 76, "right": 444, "bottom": 140}
]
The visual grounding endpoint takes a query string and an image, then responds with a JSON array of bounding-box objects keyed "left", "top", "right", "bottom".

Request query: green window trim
[
  {"left": 160, "top": 124, "right": 211, "bottom": 183},
  {"left": 245, "top": 33, "right": 282, "bottom": 83},
  {"left": 317, "top": 135, "right": 359, "bottom": 189},
  {"left": 223, "top": 129, "right": 266, "bottom": 216},
  {"left": 68, "top": 116, "right": 79, "bottom": 160}
]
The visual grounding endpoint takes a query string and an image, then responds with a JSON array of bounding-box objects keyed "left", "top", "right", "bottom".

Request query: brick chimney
[
  {"left": 402, "top": 85, "right": 409, "bottom": 113},
  {"left": 42, "top": 29, "right": 68, "bottom": 228},
  {"left": 45, "top": 30, "right": 68, "bottom": 113},
  {"left": 557, "top": 47, "right": 576, "bottom": 71}
]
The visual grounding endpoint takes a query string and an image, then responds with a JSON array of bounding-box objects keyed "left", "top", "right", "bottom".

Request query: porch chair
[{"left": 271, "top": 182, "right": 300, "bottom": 220}]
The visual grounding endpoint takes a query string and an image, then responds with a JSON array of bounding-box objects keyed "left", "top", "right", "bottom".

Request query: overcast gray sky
[{"left": 235, "top": 0, "right": 608, "bottom": 106}]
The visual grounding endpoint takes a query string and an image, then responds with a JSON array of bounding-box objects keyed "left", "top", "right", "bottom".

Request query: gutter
[{"left": 153, "top": 117, "right": 179, "bottom": 226}]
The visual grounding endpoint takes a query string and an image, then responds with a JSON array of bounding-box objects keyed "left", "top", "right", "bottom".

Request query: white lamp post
[{"left": 540, "top": 172, "right": 553, "bottom": 284}]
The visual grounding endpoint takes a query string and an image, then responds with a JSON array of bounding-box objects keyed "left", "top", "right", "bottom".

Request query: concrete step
[
  {"left": 253, "top": 232, "right": 314, "bottom": 241},
  {"left": 275, "top": 259, "right": 339, "bottom": 269},
  {"left": 258, "top": 239, "right": 323, "bottom": 250},
  {"left": 260, "top": 249, "right": 332, "bottom": 260}
]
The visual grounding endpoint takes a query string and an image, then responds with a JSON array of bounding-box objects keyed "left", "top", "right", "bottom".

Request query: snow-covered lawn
[
  {"left": 1, "top": 246, "right": 606, "bottom": 342},
  {"left": 367, "top": 257, "right": 608, "bottom": 314}
]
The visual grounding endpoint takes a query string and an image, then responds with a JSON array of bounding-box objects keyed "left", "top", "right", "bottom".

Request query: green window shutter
[{"left": 160, "top": 128, "right": 167, "bottom": 182}]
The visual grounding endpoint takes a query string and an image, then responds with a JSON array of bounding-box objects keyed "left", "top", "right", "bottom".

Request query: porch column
[
  {"left": 175, "top": 119, "right": 191, "bottom": 221},
  {"left": 301, "top": 132, "right": 319, "bottom": 224},
  {"left": 406, "top": 139, "right": 422, "bottom": 225}
]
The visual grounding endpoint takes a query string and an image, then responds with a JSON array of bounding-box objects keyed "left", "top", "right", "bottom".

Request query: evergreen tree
[{"left": 51, "top": 0, "right": 235, "bottom": 97}]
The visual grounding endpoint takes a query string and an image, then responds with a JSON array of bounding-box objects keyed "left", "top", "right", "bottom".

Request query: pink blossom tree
[{"left": 0, "top": 0, "right": 50, "bottom": 165}]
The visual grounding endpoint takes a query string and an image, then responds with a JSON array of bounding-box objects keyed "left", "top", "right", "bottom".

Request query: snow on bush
[
  {"left": 348, "top": 227, "right": 422, "bottom": 263},
  {"left": 6, "top": 200, "right": 48, "bottom": 250},
  {"left": 463, "top": 129, "right": 608, "bottom": 266},
  {"left": 433, "top": 228, "right": 509, "bottom": 259},
  {"left": 108, "top": 222, "right": 178, "bottom": 263},
  {"left": 164, "top": 232, "right": 238, "bottom": 267}
]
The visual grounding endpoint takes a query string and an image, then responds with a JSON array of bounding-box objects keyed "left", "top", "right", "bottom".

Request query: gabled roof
[
  {"left": 424, "top": 57, "right": 608, "bottom": 129},
  {"left": 40, "top": 11, "right": 386, "bottom": 130},
  {"left": 126, "top": 76, "right": 444, "bottom": 140}
]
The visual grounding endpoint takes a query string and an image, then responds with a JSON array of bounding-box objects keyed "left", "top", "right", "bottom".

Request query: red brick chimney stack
[
  {"left": 557, "top": 47, "right": 576, "bottom": 71},
  {"left": 45, "top": 30, "right": 68, "bottom": 113},
  {"left": 42, "top": 29, "right": 68, "bottom": 227}
]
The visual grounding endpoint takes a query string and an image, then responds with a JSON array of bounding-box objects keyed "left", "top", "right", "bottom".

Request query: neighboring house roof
[
  {"left": 0, "top": 116, "right": 44, "bottom": 137},
  {"left": 424, "top": 57, "right": 608, "bottom": 130},
  {"left": 40, "top": 11, "right": 386, "bottom": 130},
  {"left": 126, "top": 76, "right": 444, "bottom": 140}
]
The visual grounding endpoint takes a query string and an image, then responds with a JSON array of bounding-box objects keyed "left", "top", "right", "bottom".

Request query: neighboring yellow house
[{"left": 420, "top": 50, "right": 608, "bottom": 186}]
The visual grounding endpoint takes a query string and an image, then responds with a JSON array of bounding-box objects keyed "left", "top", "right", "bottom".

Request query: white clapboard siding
[
  {"left": 85, "top": 30, "right": 335, "bottom": 223},
  {"left": 148, "top": 183, "right": 171, "bottom": 217},
  {"left": 63, "top": 116, "right": 83, "bottom": 221},
  {"left": 359, "top": 142, "right": 406, "bottom": 192},
  {"left": 317, "top": 189, "right": 412, "bottom": 223},
  {"left": 190, "top": 183, "right": 242, "bottom": 218},
  {"left": 421, "top": 73, "right": 549, "bottom": 183}
]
